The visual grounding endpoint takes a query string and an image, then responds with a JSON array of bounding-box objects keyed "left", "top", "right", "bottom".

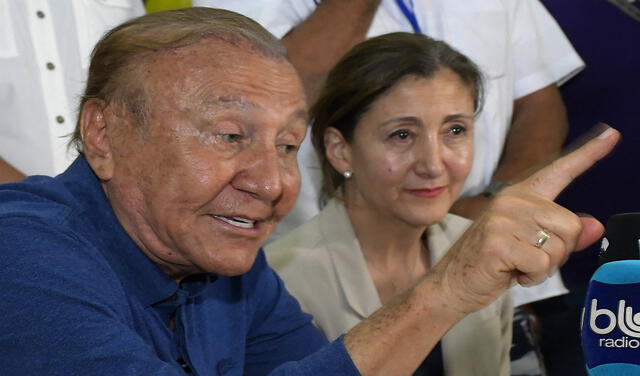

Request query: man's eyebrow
[
  {"left": 200, "top": 95, "right": 308, "bottom": 126},
  {"left": 200, "top": 95, "right": 260, "bottom": 111},
  {"left": 289, "top": 108, "right": 309, "bottom": 124}
]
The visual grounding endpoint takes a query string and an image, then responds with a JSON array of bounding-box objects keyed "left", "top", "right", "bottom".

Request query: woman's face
[{"left": 333, "top": 69, "right": 475, "bottom": 228}]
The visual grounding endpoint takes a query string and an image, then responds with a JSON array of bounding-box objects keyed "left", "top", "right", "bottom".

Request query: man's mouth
[{"left": 213, "top": 215, "right": 256, "bottom": 229}]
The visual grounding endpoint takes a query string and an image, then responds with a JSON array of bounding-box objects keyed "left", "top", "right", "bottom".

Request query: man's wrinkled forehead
[
  {"left": 152, "top": 35, "right": 288, "bottom": 72},
  {"left": 137, "top": 37, "right": 308, "bottom": 131},
  {"left": 141, "top": 37, "right": 298, "bottom": 97},
  {"left": 199, "top": 94, "right": 308, "bottom": 122}
]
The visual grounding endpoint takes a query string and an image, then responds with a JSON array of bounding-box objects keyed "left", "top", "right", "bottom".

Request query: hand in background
[{"left": 0, "top": 157, "right": 26, "bottom": 184}]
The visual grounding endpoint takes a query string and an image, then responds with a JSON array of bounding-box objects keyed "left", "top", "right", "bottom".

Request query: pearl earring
[{"left": 343, "top": 170, "right": 353, "bottom": 179}]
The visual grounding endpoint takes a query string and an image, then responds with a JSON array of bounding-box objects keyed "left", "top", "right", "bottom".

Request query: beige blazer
[{"left": 266, "top": 198, "right": 512, "bottom": 376}]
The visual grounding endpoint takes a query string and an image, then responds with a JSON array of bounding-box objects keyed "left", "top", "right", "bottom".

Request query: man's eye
[
  {"left": 279, "top": 144, "right": 299, "bottom": 154},
  {"left": 218, "top": 134, "right": 243, "bottom": 143}
]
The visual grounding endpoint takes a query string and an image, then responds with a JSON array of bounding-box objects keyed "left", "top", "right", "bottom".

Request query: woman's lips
[{"left": 406, "top": 186, "right": 446, "bottom": 198}]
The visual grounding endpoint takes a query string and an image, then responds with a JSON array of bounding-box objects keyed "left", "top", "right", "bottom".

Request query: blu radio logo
[
  {"left": 589, "top": 299, "right": 640, "bottom": 348},
  {"left": 581, "top": 263, "right": 640, "bottom": 370}
]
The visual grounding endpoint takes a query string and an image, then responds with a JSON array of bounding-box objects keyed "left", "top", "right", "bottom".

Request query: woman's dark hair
[{"left": 310, "top": 32, "right": 484, "bottom": 200}]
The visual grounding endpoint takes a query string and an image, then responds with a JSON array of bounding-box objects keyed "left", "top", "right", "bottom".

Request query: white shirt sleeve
[
  {"left": 527, "top": 0, "right": 585, "bottom": 85},
  {"left": 509, "top": 0, "right": 584, "bottom": 99},
  {"left": 0, "top": 1, "right": 144, "bottom": 176},
  {"left": 193, "top": 0, "right": 317, "bottom": 38},
  {"left": 510, "top": 271, "right": 570, "bottom": 307}
]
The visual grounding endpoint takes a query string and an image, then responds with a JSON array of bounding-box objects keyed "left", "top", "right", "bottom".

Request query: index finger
[{"left": 520, "top": 124, "right": 620, "bottom": 200}]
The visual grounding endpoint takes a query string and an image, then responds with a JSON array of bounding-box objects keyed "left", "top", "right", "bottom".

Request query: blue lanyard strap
[{"left": 395, "top": 0, "right": 422, "bottom": 33}]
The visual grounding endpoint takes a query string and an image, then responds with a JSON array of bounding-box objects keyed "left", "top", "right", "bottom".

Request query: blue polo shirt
[{"left": 0, "top": 157, "right": 359, "bottom": 376}]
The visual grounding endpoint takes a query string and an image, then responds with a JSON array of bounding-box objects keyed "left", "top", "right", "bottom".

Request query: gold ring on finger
[{"left": 535, "top": 229, "right": 551, "bottom": 248}]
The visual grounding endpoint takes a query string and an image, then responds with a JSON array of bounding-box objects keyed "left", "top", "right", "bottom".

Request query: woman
[{"left": 265, "top": 32, "right": 511, "bottom": 375}]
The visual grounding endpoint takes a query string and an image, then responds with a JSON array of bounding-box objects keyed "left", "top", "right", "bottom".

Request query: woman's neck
[{"left": 343, "top": 194, "right": 431, "bottom": 303}]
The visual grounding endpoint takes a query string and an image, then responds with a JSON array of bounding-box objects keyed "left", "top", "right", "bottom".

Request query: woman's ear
[
  {"left": 324, "top": 127, "right": 352, "bottom": 175},
  {"left": 80, "top": 99, "right": 114, "bottom": 181}
]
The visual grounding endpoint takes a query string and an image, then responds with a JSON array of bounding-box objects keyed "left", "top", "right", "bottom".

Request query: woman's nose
[{"left": 414, "top": 138, "right": 445, "bottom": 178}]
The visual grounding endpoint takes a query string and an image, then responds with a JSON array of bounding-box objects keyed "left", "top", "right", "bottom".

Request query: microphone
[
  {"left": 598, "top": 213, "right": 640, "bottom": 264},
  {"left": 581, "top": 213, "right": 640, "bottom": 375}
]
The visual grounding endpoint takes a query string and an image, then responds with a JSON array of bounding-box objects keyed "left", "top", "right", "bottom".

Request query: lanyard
[{"left": 395, "top": 0, "right": 422, "bottom": 33}]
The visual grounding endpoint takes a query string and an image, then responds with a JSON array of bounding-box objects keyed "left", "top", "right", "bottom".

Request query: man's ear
[
  {"left": 324, "top": 127, "right": 352, "bottom": 175},
  {"left": 80, "top": 99, "right": 114, "bottom": 181}
]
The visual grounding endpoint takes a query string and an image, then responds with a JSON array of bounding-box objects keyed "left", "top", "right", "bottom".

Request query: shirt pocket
[
  {"left": 443, "top": 7, "right": 509, "bottom": 80},
  {"left": 72, "top": 0, "right": 140, "bottom": 69},
  {"left": 0, "top": 1, "right": 18, "bottom": 58}
]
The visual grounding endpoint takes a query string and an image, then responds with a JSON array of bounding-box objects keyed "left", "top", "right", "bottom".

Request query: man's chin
[{"left": 201, "top": 246, "right": 263, "bottom": 277}]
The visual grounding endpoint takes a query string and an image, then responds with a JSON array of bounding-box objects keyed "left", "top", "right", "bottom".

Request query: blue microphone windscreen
[{"left": 582, "top": 261, "right": 640, "bottom": 375}]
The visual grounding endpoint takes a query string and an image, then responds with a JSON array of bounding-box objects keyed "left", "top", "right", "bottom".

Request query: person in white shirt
[{"left": 0, "top": 0, "right": 145, "bottom": 183}]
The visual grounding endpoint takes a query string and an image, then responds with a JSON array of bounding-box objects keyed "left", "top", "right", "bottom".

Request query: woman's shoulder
[
  {"left": 266, "top": 212, "right": 324, "bottom": 257},
  {"left": 427, "top": 213, "right": 473, "bottom": 257},
  {"left": 265, "top": 198, "right": 352, "bottom": 268},
  {"left": 439, "top": 213, "right": 473, "bottom": 233},
  {"left": 264, "top": 211, "right": 337, "bottom": 284}
]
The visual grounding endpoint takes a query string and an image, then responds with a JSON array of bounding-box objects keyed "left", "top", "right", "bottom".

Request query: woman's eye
[
  {"left": 390, "top": 129, "right": 411, "bottom": 140},
  {"left": 448, "top": 125, "right": 466, "bottom": 136}
]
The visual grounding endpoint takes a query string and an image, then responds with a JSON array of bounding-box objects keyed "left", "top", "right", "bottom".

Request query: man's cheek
[{"left": 278, "top": 180, "right": 301, "bottom": 217}]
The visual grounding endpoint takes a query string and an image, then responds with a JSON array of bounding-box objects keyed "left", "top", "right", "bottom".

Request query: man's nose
[{"left": 233, "top": 146, "right": 284, "bottom": 203}]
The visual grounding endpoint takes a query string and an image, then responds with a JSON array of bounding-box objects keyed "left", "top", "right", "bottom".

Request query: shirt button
[
  {"left": 176, "top": 358, "right": 193, "bottom": 374},
  {"left": 217, "top": 358, "right": 234, "bottom": 375},
  {"left": 56, "top": 116, "right": 65, "bottom": 124},
  {"left": 36, "top": 10, "right": 45, "bottom": 18},
  {"left": 46, "top": 62, "right": 55, "bottom": 70}
]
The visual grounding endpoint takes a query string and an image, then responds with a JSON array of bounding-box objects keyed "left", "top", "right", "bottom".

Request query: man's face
[{"left": 105, "top": 38, "right": 307, "bottom": 278}]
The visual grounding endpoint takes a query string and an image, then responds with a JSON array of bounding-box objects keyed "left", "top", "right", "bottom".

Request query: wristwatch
[{"left": 482, "top": 180, "right": 513, "bottom": 198}]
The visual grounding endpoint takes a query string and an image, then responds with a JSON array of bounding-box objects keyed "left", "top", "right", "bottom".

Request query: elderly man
[{"left": 0, "top": 8, "right": 619, "bottom": 375}]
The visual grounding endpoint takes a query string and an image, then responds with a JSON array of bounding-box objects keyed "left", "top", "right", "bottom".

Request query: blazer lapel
[
  {"left": 318, "top": 199, "right": 383, "bottom": 319},
  {"left": 426, "top": 214, "right": 472, "bottom": 265}
]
